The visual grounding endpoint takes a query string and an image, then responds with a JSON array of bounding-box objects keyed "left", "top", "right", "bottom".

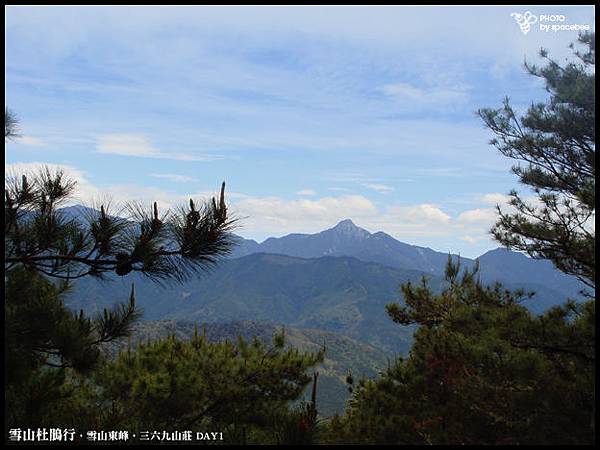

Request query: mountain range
[
  {"left": 231, "top": 218, "right": 585, "bottom": 306},
  {"left": 59, "top": 205, "right": 585, "bottom": 306},
  {"left": 58, "top": 207, "right": 588, "bottom": 414},
  {"left": 60, "top": 206, "right": 586, "bottom": 337}
]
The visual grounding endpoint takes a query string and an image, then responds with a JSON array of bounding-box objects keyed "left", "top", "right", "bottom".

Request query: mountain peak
[
  {"left": 479, "top": 247, "right": 523, "bottom": 259},
  {"left": 335, "top": 219, "right": 357, "bottom": 228},
  {"left": 330, "top": 219, "right": 370, "bottom": 238}
]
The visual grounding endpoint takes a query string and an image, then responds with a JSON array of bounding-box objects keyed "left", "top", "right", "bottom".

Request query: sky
[{"left": 5, "top": 5, "right": 595, "bottom": 258}]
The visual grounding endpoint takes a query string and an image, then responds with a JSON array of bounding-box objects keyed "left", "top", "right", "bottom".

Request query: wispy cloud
[
  {"left": 362, "top": 183, "right": 394, "bottom": 193},
  {"left": 150, "top": 173, "right": 198, "bottom": 183},
  {"left": 7, "top": 5, "right": 591, "bottom": 257},
  {"left": 234, "top": 194, "right": 378, "bottom": 236},
  {"left": 96, "top": 134, "right": 221, "bottom": 161},
  {"left": 414, "top": 167, "right": 465, "bottom": 178},
  {"left": 296, "top": 189, "right": 317, "bottom": 196},
  {"left": 380, "top": 82, "right": 469, "bottom": 108},
  {"left": 14, "top": 135, "right": 45, "bottom": 146},
  {"left": 480, "top": 193, "right": 511, "bottom": 205}
]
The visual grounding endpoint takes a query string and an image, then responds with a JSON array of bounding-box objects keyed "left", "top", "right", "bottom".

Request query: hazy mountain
[
  {"left": 58, "top": 204, "right": 105, "bottom": 222},
  {"left": 230, "top": 235, "right": 262, "bottom": 257},
  {"left": 60, "top": 207, "right": 586, "bottom": 355},
  {"left": 56, "top": 205, "right": 586, "bottom": 304},
  {"left": 66, "top": 250, "right": 580, "bottom": 362},
  {"left": 231, "top": 219, "right": 449, "bottom": 275},
  {"left": 65, "top": 253, "right": 423, "bottom": 355},
  {"left": 477, "top": 247, "right": 583, "bottom": 294},
  {"left": 231, "top": 219, "right": 586, "bottom": 305}
]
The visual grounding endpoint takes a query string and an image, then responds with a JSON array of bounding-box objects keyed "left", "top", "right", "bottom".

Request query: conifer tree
[
  {"left": 325, "top": 258, "right": 594, "bottom": 445},
  {"left": 93, "top": 328, "right": 324, "bottom": 444},
  {"left": 5, "top": 107, "right": 238, "bottom": 364},
  {"left": 326, "top": 33, "right": 595, "bottom": 445},
  {"left": 5, "top": 111, "right": 325, "bottom": 444},
  {"left": 4, "top": 267, "right": 139, "bottom": 430},
  {"left": 478, "top": 32, "right": 595, "bottom": 291},
  {"left": 5, "top": 107, "right": 19, "bottom": 140},
  {"left": 5, "top": 169, "right": 235, "bottom": 284},
  {"left": 4, "top": 109, "right": 238, "bottom": 434}
]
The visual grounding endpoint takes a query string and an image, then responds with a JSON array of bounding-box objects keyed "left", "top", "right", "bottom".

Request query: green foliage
[
  {"left": 327, "top": 34, "right": 595, "bottom": 446},
  {"left": 325, "top": 259, "right": 595, "bottom": 444},
  {"left": 4, "top": 116, "right": 238, "bottom": 433},
  {"left": 4, "top": 267, "right": 139, "bottom": 431},
  {"left": 92, "top": 329, "right": 324, "bottom": 444},
  {"left": 5, "top": 267, "right": 327, "bottom": 443},
  {"left": 5, "top": 111, "right": 258, "bottom": 442},
  {"left": 5, "top": 267, "right": 139, "bottom": 380},
  {"left": 386, "top": 256, "right": 532, "bottom": 328},
  {"left": 5, "top": 166, "right": 236, "bottom": 283},
  {"left": 124, "top": 319, "right": 390, "bottom": 417},
  {"left": 478, "top": 32, "right": 595, "bottom": 291},
  {"left": 266, "top": 373, "right": 321, "bottom": 445},
  {"left": 5, "top": 107, "right": 19, "bottom": 140}
]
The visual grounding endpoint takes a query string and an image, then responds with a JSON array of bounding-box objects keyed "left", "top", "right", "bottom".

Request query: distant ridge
[
  {"left": 230, "top": 218, "right": 585, "bottom": 303},
  {"left": 231, "top": 219, "right": 448, "bottom": 274},
  {"left": 60, "top": 207, "right": 587, "bottom": 335}
]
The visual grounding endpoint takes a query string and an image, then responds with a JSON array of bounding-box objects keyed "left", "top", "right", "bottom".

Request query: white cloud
[
  {"left": 480, "top": 192, "right": 510, "bottom": 205},
  {"left": 96, "top": 134, "right": 219, "bottom": 161},
  {"left": 150, "top": 173, "right": 198, "bottom": 183},
  {"left": 230, "top": 191, "right": 507, "bottom": 245},
  {"left": 233, "top": 195, "right": 377, "bottom": 235},
  {"left": 362, "top": 183, "right": 394, "bottom": 193},
  {"left": 380, "top": 82, "right": 469, "bottom": 107},
  {"left": 15, "top": 135, "right": 45, "bottom": 146},
  {"left": 456, "top": 208, "right": 497, "bottom": 225},
  {"left": 231, "top": 193, "right": 463, "bottom": 241},
  {"left": 386, "top": 204, "right": 451, "bottom": 224},
  {"left": 296, "top": 189, "right": 317, "bottom": 196},
  {"left": 461, "top": 235, "right": 478, "bottom": 244}
]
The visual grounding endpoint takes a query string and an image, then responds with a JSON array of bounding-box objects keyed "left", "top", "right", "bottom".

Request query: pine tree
[
  {"left": 4, "top": 110, "right": 238, "bottom": 434},
  {"left": 327, "top": 33, "right": 595, "bottom": 445},
  {"left": 93, "top": 328, "right": 324, "bottom": 444},
  {"left": 478, "top": 32, "right": 595, "bottom": 291},
  {"left": 4, "top": 267, "right": 133, "bottom": 430},
  {"left": 5, "top": 107, "right": 19, "bottom": 140},
  {"left": 5, "top": 169, "right": 235, "bottom": 284},
  {"left": 326, "top": 258, "right": 594, "bottom": 444},
  {"left": 5, "top": 109, "right": 237, "bottom": 370},
  {"left": 5, "top": 111, "right": 326, "bottom": 444}
]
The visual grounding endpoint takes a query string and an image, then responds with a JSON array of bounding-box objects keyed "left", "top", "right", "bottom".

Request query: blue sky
[{"left": 5, "top": 5, "right": 595, "bottom": 257}]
